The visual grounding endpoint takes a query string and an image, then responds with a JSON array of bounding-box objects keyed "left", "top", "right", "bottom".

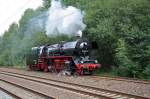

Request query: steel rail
[
  {"left": 0, "top": 87, "right": 21, "bottom": 99},
  {"left": 1, "top": 67, "right": 150, "bottom": 84},
  {"left": 92, "top": 75, "right": 150, "bottom": 85},
  {"left": 0, "top": 79, "right": 55, "bottom": 99}
]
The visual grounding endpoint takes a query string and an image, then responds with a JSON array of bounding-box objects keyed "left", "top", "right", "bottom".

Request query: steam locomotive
[{"left": 26, "top": 38, "right": 100, "bottom": 75}]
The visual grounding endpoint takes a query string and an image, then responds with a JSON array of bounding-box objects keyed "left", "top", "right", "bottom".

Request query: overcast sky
[{"left": 0, "top": 0, "right": 43, "bottom": 36}]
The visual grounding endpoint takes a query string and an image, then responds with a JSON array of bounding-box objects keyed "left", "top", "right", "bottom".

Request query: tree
[{"left": 43, "top": 0, "right": 51, "bottom": 9}]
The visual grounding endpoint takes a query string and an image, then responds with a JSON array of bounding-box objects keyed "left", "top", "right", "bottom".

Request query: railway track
[
  {"left": 0, "top": 79, "right": 55, "bottom": 99},
  {"left": 91, "top": 75, "right": 150, "bottom": 85},
  {"left": 2, "top": 67, "right": 150, "bottom": 85},
  {"left": 0, "top": 70, "right": 148, "bottom": 99}
]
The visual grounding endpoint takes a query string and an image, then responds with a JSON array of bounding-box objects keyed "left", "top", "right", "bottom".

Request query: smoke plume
[{"left": 46, "top": 0, "right": 86, "bottom": 36}]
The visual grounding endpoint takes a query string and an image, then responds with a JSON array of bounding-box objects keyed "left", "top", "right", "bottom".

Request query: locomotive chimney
[{"left": 76, "top": 30, "right": 82, "bottom": 38}]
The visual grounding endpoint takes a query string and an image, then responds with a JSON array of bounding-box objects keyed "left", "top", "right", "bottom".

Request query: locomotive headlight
[
  {"left": 95, "top": 60, "right": 98, "bottom": 63},
  {"left": 80, "top": 42, "right": 88, "bottom": 49}
]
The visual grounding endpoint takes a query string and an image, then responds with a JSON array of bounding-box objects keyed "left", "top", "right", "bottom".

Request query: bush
[{"left": 142, "top": 65, "right": 150, "bottom": 79}]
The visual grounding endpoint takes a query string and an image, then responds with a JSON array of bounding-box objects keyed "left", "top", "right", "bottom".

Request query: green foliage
[
  {"left": 62, "top": 0, "right": 150, "bottom": 78},
  {"left": 43, "top": 0, "right": 51, "bottom": 9},
  {"left": 115, "top": 39, "right": 141, "bottom": 77},
  {"left": 142, "top": 65, "right": 150, "bottom": 79}
]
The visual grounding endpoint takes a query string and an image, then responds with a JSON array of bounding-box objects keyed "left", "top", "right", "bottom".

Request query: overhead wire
[
  {"left": 0, "top": 0, "right": 31, "bottom": 27},
  {"left": 0, "top": 0, "right": 84, "bottom": 33},
  {"left": 0, "top": 0, "right": 77, "bottom": 28}
]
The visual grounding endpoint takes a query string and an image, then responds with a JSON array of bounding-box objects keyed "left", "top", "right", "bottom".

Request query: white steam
[{"left": 46, "top": 0, "right": 86, "bottom": 36}]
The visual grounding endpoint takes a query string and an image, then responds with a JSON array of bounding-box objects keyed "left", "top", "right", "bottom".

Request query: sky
[{"left": 0, "top": 0, "right": 43, "bottom": 36}]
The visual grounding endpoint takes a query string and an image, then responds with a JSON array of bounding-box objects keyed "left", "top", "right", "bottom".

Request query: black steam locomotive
[{"left": 27, "top": 38, "right": 100, "bottom": 75}]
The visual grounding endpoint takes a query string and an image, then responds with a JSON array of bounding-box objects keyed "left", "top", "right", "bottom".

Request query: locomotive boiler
[{"left": 26, "top": 38, "right": 101, "bottom": 75}]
